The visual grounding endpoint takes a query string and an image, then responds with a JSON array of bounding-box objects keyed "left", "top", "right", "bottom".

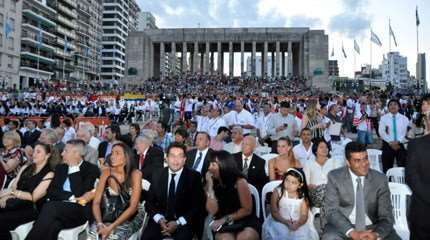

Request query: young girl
[{"left": 262, "top": 168, "right": 319, "bottom": 240}]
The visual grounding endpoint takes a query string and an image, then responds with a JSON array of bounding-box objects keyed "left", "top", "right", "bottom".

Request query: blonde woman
[
  {"left": 268, "top": 137, "right": 301, "bottom": 181},
  {"left": 1, "top": 131, "right": 25, "bottom": 185},
  {"left": 301, "top": 100, "right": 325, "bottom": 140}
]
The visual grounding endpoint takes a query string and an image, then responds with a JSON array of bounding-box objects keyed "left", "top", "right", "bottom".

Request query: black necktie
[
  {"left": 193, "top": 151, "right": 203, "bottom": 170},
  {"left": 166, "top": 173, "right": 176, "bottom": 220},
  {"left": 243, "top": 158, "right": 249, "bottom": 176}
]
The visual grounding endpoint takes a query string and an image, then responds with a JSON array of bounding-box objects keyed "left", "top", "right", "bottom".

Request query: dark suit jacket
[
  {"left": 134, "top": 146, "right": 164, "bottom": 183},
  {"left": 233, "top": 152, "right": 268, "bottom": 193},
  {"left": 146, "top": 167, "right": 203, "bottom": 223},
  {"left": 406, "top": 134, "right": 430, "bottom": 236},
  {"left": 185, "top": 148, "right": 214, "bottom": 177},
  {"left": 324, "top": 167, "right": 397, "bottom": 239},
  {"left": 47, "top": 161, "right": 100, "bottom": 218},
  {"left": 98, "top": 141, "right": 109, "bottom": 159},
  {"left": 22, "top": 129, "right": 41, "bottom": 147}
]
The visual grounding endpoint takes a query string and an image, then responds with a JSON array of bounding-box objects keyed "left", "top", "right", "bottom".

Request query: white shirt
[
  {"left": 303, "top": 157, "right": 339, "bottom": 186},
  {"left": 256, "top": 112, "right": 272, "bottom": 139},
  {"left": 196, "top": 115, "right": 210, "bottom": 132},
  {"left": 184, "top": 98, "right": 194, "bottom": 112},
  {"left": 293, "top": 143, "right": 314, "bottom": 166},
  {"left": 242, "top": 154, "right": 253, "bottom": 169},
  {"left": 193, "top": 148, "right": 209, "bottom": 173},
  {"left": 347, "top": 169, "right": 373, "bottom": 233},
  {"left": 267, "top": 112, "right": 297, "bottom": 140},
  {"left": 234, "top": 109, "right": 256, "bottom": 135},
  {"left": 378, "top": 112, "right": 409, "bottom": 143},
  {"left": 89, "top": 136, "right": 101, "bottom": 150},
  {"left": 62, "top": 127, "right": 76, "bottom": 143},
  {"left": 207, "top": 117, "right": 226, "bottom": 138},
  {"left": 223, "top": 142, "right": 242, "bottom": 154},
  {"left": 223, "top": 110, "right": 237, "bottom": 127}
]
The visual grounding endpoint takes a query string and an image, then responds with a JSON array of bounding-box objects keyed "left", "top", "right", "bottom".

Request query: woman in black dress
[
  {"left": 0, "top": 142, "right": 59, "bottom": 240},
  {"left": 205, "top": 150, "right": 260, "bottom": 240}
]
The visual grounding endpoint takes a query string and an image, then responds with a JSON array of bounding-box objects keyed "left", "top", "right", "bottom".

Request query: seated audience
[{"left": 268, "top": 137, "right": 301, "bottom": 181}]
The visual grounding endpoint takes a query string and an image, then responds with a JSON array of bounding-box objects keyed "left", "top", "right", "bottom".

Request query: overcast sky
[{"left": 137, "top": 0, "right": 429, "bottom": 81}]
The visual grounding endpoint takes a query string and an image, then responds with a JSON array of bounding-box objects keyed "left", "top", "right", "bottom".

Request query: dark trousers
[
  {"left": 0, "top": 206, "right": 37, "bottom": 240},
  {"left": 409, "top": 197, "right": 430, "bottom": 240},
  {"left": 141, "top": 220, "right": 193, "bottom": 240},
  {"left": 381, "top": 141, "right": 407, "bottom": 173},
  {"left": 26, "top": 201, "right": 87, "bottom": 240}
]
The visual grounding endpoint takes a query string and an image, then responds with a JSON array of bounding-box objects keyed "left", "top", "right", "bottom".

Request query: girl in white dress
[{"left": 262, "top": 168, "right": 319, "bottom": 240}]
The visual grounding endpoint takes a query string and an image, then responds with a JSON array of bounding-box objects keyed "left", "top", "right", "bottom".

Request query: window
[
  {"left": 10, "top": 0, "right": 16, "bottom": 11},
  {"left": 8, "top": 37, "right": 13, "bottom": 50},
  {"left": 0, "top": 53, "right": 2, "bottom": 67},
  {"left": 8, "top": 55, "right": 13, "bottom": 68},
  {"left": 0, "top": 13, "right": 3, "bottom": 26},
  {"left": 0, "top": 33, "right": 2, "bottom": 47}
]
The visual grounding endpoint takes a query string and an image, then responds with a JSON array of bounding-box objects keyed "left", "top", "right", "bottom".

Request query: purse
[
  {"left": 218, "top": 220, "right": 245, "bottom": 233},
  {"left": 101, "top": 174, "right": 131, "bottom": 223}
]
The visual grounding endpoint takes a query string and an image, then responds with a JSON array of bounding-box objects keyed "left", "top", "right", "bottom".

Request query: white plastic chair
[
  {"left": 58, "top": 221, "right": 88, "bottom": 240},
  {"left": 260, "top": 153, "right": 279, "bottom": 176},
  {"left": 128, "top": 179, "right": 151, "bottom": 240},
  {"left": 10, "top": 221, "right": 34, "bottom": 240},
  {"left": 255, "top": 146, "right": 272, "bottom": 156},
  {"left": 1, "top": 175, "right": 7, "bottom": 190},
  {"left": 389, "top": 183, "right": 411, "bottom": 240},
  {"left": 248, "top": 183, "right": 260, "bottom": 218},
  {"left": 367, "top": 149, "right": 383, "bottom": 172},
  {"left": 261, "top": 180, "right": 282, "bottom": 219},
  {"left": 386, "top": 167, "right": 406, "bottom": 184}
]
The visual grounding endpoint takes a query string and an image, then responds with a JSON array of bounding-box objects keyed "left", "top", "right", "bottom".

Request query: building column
[
  {"left": 182, "top": 42, "right": 187, "bottom": 74},
  {"left": 160, "top": 42, "right": 165, "bottom": 80},
  {"left": 217, "top": 42, "right": 222, "bottom": 75},
  {"left": 193, "top": 42, "right": 198, "bottom": 74},
  {"left": 210, "top": 51, "right": 214, "bottom": 73},
  {"left": 240, "top": 41, "right": 244, "bottom": 76},
  {"left": 275, "top": 41, "right": 280, "bottom": 78},
  {"left": 271, "top": 51, "right": 275, "bottom": 77},
  {"left": 288, "top": 41, "right": 293, "bottom": 77},
  {"left": 282, "top": 51, "right": 285, "bottom": 78},
  {"left": 204, "top": 42, "right": 210, "bottom": 74},
  {"left": 170, "top": 42, "right": 176, "bottom": 76},
  {"left": 263, "top": 41, "right": 268, "bottom": 78},
  {"left": 229, "top": 42, "right": 234, "bottom": 77},
  {"left": 200, "top": 51, "right": 204, "bottom": 74},
  {"left": 251, "top": 41, "right": 256, "bottom": 77}
]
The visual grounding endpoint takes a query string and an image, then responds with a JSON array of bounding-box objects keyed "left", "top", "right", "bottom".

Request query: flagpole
[
  {"left": 416, "top": 6, "right": 419, "bottom": 55},
  {"left": 82, "top": 50, "right": 85, "bottom": 83},
  {"left": 370, "top": 30, "right": 372, "bottom": 89},
  {"left": 354, "top": 49, "right": 356, "bottom": 79},
  {"left": 389, "top": 19, "right": 391, "bottom": 53}
]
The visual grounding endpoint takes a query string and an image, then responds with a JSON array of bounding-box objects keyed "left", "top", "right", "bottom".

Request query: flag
[
  {"left": 37, "top": 22, "right": 43, "bottom": 48},
  {"left": 389, "top": 22, "right": 398, "bottom": 47},
  {"left": 63, "top": 35, "right": 68, "bottom": 54},
  {"left": 354, "top": 39, "right": 360, "bottom": 54},
  {"left": 4, "top": 15, "right": 13, "bottom": 39},
  {"left": 416, "top": 6, "right": 420, "bottom": 26},
  {"left": 84, "top": 47, "right": 89, "bottom": 57},
  {"left": 371, "top": 30, "right": 382, "bottom": 46},
  {"left": 331, "top": 47, "right": 334, "bottom": 57},
  {"left": 342, "top": 44, "right": 347, "bottom": 58}
]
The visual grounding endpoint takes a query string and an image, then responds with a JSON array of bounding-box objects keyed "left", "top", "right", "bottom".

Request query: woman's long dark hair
[
  {"left": 277, "top": 168, "right": 312, "bottom": 207},
  {"left": 21, "top": 142, "right": 61, "bottom": 180},
  {"left": 110, "top": 142, "right": 136, "bottom": 189},
  {"left": 209, "top": 150, "right": 244, "bottom": 188}
]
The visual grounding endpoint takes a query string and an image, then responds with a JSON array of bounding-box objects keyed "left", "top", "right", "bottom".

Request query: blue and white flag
[
  {"left": 4, "top": 15, "right": 13, "bottom": 39},
  {"left": 84, "top": 47, "right": 89, "bottom": 57},
  {"left": 389, "top": 22, "right": 398, "bottom": 47},
  {"left": 37, "top": 22, "right": 43, "bottom": 48},
  {"left": 371, "top": 30, "right": 382, "bottom": 47},
  {"left": 342, "top": 44, "right": 347, "bottom": 58},
  {"left": 354, "top": 39, "right": 360, "bottom": 54}
]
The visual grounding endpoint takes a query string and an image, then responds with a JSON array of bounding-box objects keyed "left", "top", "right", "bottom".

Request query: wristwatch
[
  {"left": 224, "top": 215, "right": 233, "bottom": 225},
  {"left": 175, "top": 220, "right": 182, "bottom": 226}
]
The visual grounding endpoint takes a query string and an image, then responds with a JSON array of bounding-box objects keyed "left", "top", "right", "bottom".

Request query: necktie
[
  {"left": 139, "top": 153, "right": 145, "bottom": 169},
  {"left": 243, "top": 158, "right": 249, "bottom": 176},
  {"left": 392, "top": 115, "right": 398, "bottom": 141},
  {"left": 166, "top": 173, "right": 176, "bottom": 220},
  {"left": 63, "top": 177, "right": 71, "bottom": 192},
  {"left": 355, "top": 178, "right": 366, "bottom": 231},
  {"left": 193, "top": 151, "right": 203, "bottom": 170}
]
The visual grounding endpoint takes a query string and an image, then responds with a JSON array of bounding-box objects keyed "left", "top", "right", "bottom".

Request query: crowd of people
[{"left": 0, "top": 85, "right": 428, "bottom": 240}]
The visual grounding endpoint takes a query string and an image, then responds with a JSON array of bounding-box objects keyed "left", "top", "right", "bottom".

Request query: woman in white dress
[{"left": 262, "top": 168, "right": 319, "bottom": 240}]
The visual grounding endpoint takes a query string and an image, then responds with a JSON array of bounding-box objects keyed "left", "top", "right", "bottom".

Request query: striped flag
[
  {"left": 389, "top": 22, "right": 398, "bottom": 47},
  {"left": 4, "top": 15, "right": 13, "bottom": 38},
  {"left": 371, "top": 30, "right": 382, "bottom": 46},
  {"left": 416, "top": 6, "right": 420, "bottom": 26},
  {"left": 37, "top": 22, "right": 43, "bottom": 48},
  {"left": 84, "top": 47, "right": 89, "bottom": 57},
  {"left": 354, "top": 39, "right": 360, "bottom": 54},
  {"left": 342, "top": 44, "right": 347, "bottom": 58}
]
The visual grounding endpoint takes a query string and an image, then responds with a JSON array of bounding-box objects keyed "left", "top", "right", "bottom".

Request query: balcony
[
  {"left": 20, "top": 60, "right": 54, "bottom": 74},
  {"left": 22, "top": 23, "right": 56, "bottom": 38},
  {"left": 57, "top": 4, "right": 77, "bottom": 19},
  {"left": 22, "top": 8, "right": 56, "bottom": 28},
  {"left": 21, "top": 30, "right": 56, "bottom": 52},
  {"left": 57, "top": 26, "right": 76, "bottom": 40},
  {"left": 59, "top": 0, "right": 77, "bottom": 9},
  {"left": 21, "top": 47, "right": 56, "bottom": 65},
  {"left": 57, "top": 15, "right": 76, "bottom": 29},
  {"left": 55, "top": 60, "right": 74, "bottom": 71},
  {"left": 77, "top": 4, "right": 90, "bottom": 17}
]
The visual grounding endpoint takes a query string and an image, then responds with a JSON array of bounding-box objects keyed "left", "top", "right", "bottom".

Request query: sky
[{"left": 137, "top": 0, "right": 429, "bottom": 80}]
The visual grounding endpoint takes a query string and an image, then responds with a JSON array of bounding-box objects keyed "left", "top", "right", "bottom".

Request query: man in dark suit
[
  {"left": 22, "top": 120, "right": 41, "bottom": 147},
  {"left": 26, "top": 139, "right": 100, "bottom": 240},
  {"left": 142, "top": 142, "right": 203, "bottom": 240},
  {"left": 406, "top": 94, "right": 430, "bottom": 240},
  {"left": 186, "top": 132, "right": 214, "bottom": 176},
  {"left": 98, "top": 124, "right": 121, "bottom": 165},
  {"left": 134, "top": 134, "right": 164, "bottom": 182},
  {"left": 233, "top": 135, "right": 268, "bottom": 193},
  {"left": 323, "top": 141, "right": 400, "bottom": 240}
]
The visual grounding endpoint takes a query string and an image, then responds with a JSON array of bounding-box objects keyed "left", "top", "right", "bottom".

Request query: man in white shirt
[
  {"left": 223, "top": 126, "right": 243, "bottom": 154},
  {"left": 206, "top": 106, "right": 226, "bottom": 138},
  {"left": 196, "top": 105, "right": 210, "bottom": 133},
  {"left": 293, "top": 128, "right": 314, "bottom": 166},
  {"left": 256, "top": 102, "right": 273, "bottom": 146},
  {"left": 323, "top": 141, "right": 399, "bottom": 240},
  {"left": 378, "top": 99, "right": 409, "bottom": 173},
  {"left": 233, "top": 99, "right": 256, "bottom": 135},
  {"left": 222, "top": 106, "right": 236, "bottom": 128},
  {"left": 62, "top": 118, "right": 76, "bottom": 144},
  {"left": 267, "top": 101, "right": 297, "bottom": 153}
]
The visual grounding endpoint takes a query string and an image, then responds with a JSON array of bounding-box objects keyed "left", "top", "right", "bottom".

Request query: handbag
[
  {"left": 308, "top": 184, "right": 326, "bottom": 208},
  {"left": 218, "top": 219, "right": 245, "bottom": 233},
  {"left": 101, "top": 174, "right": 131, "bottom": 223}
]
